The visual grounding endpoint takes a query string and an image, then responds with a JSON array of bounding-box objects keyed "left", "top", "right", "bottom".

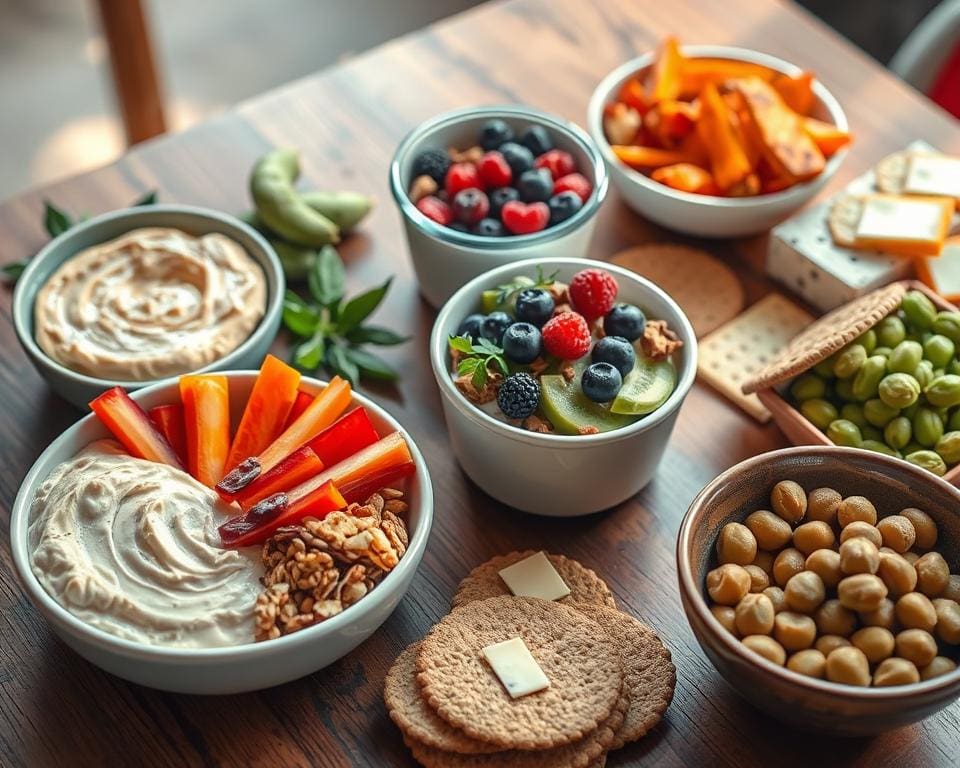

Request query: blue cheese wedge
[
  {"left": 904, "top": 154, "right": 960, "bottom": 203},
  {"left": 481, "top": 637, "right": 550, "bottom": 698},
  {"left": 498, "top": 551, "right": 571, "bottom": 601}
]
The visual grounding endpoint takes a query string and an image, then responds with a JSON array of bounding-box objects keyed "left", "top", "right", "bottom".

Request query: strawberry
[
  {"left": 534, "top": 149, "right": 576, "bottom": 180},
  {"left": 569, "top": 268, "right": 618, "bottom": 321},
  {"left": 541, "top": 312, "right": 592, "bottom": 360},
  {"left": 477, "top": 151, "right": 513, "bottom": 188},
  {"left": 500, "top": 201, "right": 549, "bottom": 235},
  {"left": 416, "top": 195, "right": 453, "bottom": 226},
  {"left": 553, "top": 172, "right": 593, "bottom": 202}
]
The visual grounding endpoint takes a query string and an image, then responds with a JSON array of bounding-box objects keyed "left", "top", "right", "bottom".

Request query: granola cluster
[{"left": 254, "top": 489, "right": 409, "bottom": 641}]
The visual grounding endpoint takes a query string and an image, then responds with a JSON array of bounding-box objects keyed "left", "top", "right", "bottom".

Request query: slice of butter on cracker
[
  {"left": 852, "top": 194, "right": 952, "bottom": 257},
  {"left": 481, "top": 637, "right": 550, "bottom": 698},
  {"left": 904, "top": 154, "right": 960, "bottom": 202},
  {"left": 497, "top": 551, "right": 571, "bottom": 601},
  {"left": 917, "top": 236, "right": 960, "bottom": 302}
]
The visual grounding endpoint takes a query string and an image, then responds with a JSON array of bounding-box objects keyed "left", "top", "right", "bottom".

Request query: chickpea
[
  {"left": 839, "top": 537, "right": 880, "bottom": 575},
  {"left": 943, "top": 574, "right": 960, "bottom": 602},
  {"left": 915, "top": 552, "right": 950, "bottom": 597},
  {"left": 876, "top": 515, "right": 916, "bottom": 553},
  {"left": 745, "top": 510, "right": 793, "bottom": 551},
  {"left": 710, "top": 605, "right": 738, "bottom": 636},
  {"left": 744, "top": 565, "right": 770, "bottom": 594},
  {"left": 774, "top": 611, "right": 817, "bottom": 651},
  {"left": 850, "top": 626, "right": 895, "bottom": 663},
  {"left": 839, "top": 521, "right": 883, "bottom": 549},
  {"left": 807, "top": 487, "right": 842, "bottom": 525},
  {"left": 771, "top": 480, "right": 807, "bottom": 524},
  {"left": 825, "top": 646, "right": 871, "bottom": 686},
  {"left": 806, "top": 549, "right": 843, "bottom": 589},
  {"left": 837, "top": 496, "right": 878, "bottom": 527},
  {"left": 793, "top": 521, "right": 836, "bottom": 556},
  {"left": 742, "top": 635, "right": 786, "bottom": 665},
  {"left": 895, "top": 592, "right": 937, "bottom": 632},
  {"left": 920, "top": 656, "right": 958, "bottom": 681},
  {"left": 879, "top": 546, "right": 897, "bottom": 556},
  {"left": 773, "top": 548, "right": 807, "bottom": 588},
  {"left": 859, "top": 598, "right": 898, "bottom": 631},
  {"left": 787, "top": 649, "right": 827, "bottom": 679},
  {"left": 814, "top": 599, "right": 857, "bottom": 637},
  {"left": 815, "top": 635, "right": 852, "bottom": 656},
  {"left": 895, "top": 628, "right": 938, "bottom": 667},
  {"left": 903, "top": 551, "right": 920, "bottom": 565},
  {"left": 784, "top": 571, "right": 826, "bottom": 613},
  {"left": 735, "top": 593, "right": 775, "bottom": 636},
  {"left": 838, "top": 574, "right": 888, "bottom": 612},
  {"left": 932, "top": 598, "right": 960, "bottom": 644},
  {"left": 876, "top": 552, "right": 918, "bottom": 597},
  {"left": 752, "top": 550, "right": 775, "bottom": 576},
  {"left": 707, "top": 564, "right": 751, "bottom": 605},
  {"left": 716, "top": 523, "right": 758, "bottom": 566},
  {"left": 762, "top": 586, "right": 787, "bottom": 613},
  {"left": 873, "top": 657, "right": 920, "bottom": 687},
  {"left": 899, "top": 507, "right": 938, "bottom": 550}
]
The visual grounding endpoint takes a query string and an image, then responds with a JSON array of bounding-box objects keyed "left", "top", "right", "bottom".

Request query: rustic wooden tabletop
[{"left": 1, "top": 0, "right": 959, "bottom": 765}]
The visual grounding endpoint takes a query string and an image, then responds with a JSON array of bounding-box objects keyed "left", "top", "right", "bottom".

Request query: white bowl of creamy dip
[
  {"left": 12, "top": 205, "right": 284, "bottom": 409},
  {"left": 9, "top": 371, "right": 433, "bottom": 694}
]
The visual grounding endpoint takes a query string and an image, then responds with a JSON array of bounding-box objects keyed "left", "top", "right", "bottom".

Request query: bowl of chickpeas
[{"left": 677, "top": 445, "right": 960, "bottom": 735}]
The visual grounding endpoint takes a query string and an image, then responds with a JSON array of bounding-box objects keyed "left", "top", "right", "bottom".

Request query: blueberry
[
  {"left": 591, "top": 336, "right": 636, "bottom": 377},
  {"left": 603, "top": 303, "right": 646, "bottom": 341},
  {"left": 515, "top": 288, "right": 555, "bottom": 327},
  {"left": 489, "top": 187, "right": 520, "bottom": 218},
  {"left": 581, "top": 362, "right": 623, "bottom": 403},
  {"left": 474, "top": 218, "right": 505, "bottom": 237},
  {"left": 481, "top": 311, "right": 512, "bottom": 345},
  {"left": 479, "top": 119, "right": 514, "bottom": 151},
  {"left": 520, "top": 125, "right": 554, "bottom": 157},
  {"left": 502, "top": 322, "right": 543, "bottom": 364},
  {"left": 548, "top": 190, "right": 583, "bottom": 225},
  {"left": 457, "top": 313, "right": 485, "bottom": 341},
  {"left": 497, "top": 372, "right": 541, "bottom": 419},
  {"left": 452, "top": 188, "right": 490, "bottom": 225},
  {"left": 448, "top": 222, "right": 470, "bottom": 232},
  {"left": 499, "top": 142, "right": 535, "bottom": 176},
  {"left": 517, "top": 168, "right": 554, "bottom": 203},
  {"left": 412, "top": 149, "right": 451, "bottom": 184}
]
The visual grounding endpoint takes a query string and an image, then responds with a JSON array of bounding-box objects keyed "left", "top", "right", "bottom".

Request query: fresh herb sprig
[
  {"left": 449, "top": 335, "right": 508, "bottom": 390},
  {"left": 494, "top": 265, "right": 557, "bottom": 305},
  {"left": 284, "top": 245, "right": 408, "bottom": 386}
]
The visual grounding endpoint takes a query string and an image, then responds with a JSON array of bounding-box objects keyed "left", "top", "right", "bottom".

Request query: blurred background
[{"left": 0, "top": 0, "right": 948, "bottom": 201}]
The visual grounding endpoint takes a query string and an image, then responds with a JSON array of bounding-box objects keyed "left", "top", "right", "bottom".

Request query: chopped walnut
[
  {"left": 528, "top": 357, "right": 549, "bottom": 377},
  {"left": 578, "top": 425, "right": 600, "bottom": 435},
  {"left": 523, "top": 414, "right": 554, "bottom": 433},
  {"left": 548, "top": 281, "right": 570, "bottom": 307},
  {"left": 560, "top": 361, "right": 575, "bottom": 381},
  {"left": 552, "top": 303, "right": 573, "bottom": 317},
  {"left": 409, "top": 174, "right": 438, "bottom": 203},
  {"left": 454, "top": 371, "right": 502, "bottom": 404},
  {"left": 449, "top": 145, "right": 483, "bottom": 164},
  {"left": 641, "top": 320, "right": 683, "bottom": 361}
]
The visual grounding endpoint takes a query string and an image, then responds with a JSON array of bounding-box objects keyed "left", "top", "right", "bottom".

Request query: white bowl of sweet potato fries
[{"left": 588, "top": 41, "right": 850, "bottom": 237}]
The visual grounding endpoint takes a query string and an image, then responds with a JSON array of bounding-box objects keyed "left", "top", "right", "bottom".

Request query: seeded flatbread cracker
[
  {"left": 385, "top": 643, "right": 499, "bottom": 754},
  {"left": 451, "top": 550, "right": 616, "bottom": 611},
  {"left": 874, "top": 150, "right": 909, "bottom": 194},
  {"left": 416, "top": 597, "right": 624, "bottom": 750},
  {"left": 827, "top": 195, "right": 864, "bottom": 247},
  {"left": 610, "top": 244, "right": 744, "bottom": 338}
]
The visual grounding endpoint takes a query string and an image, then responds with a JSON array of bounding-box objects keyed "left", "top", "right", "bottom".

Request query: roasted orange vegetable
[
  {"left": 651, "top": 163, "right": 720, "bottom": 195},
  {"left": 603, "top": 102, "right": 642, "bottom": 145},
  {"left": 678, "top": 58, "right": 776, "bottom": 97},
  {"left": 772, "top": 72, "right": 815, "bottom": 115},
  {"left": 722, "top": 91, "right": 762, "bottom": 169},
  {"left": 648, "top": 37, "right": 683, "bottom": 103},
  {"left": 696, "top": 83, "right": 753, "bottom": 191},
  {"left": 617, "top": 77, "right": 649, "bottom": 114},
  {"left": 801, "top": 117, "right": 852, "bottom": 158},
  {"left": 180, "top": 374, "right": 231, "bottom": 487},
  {"left": 644, "top": 100, "right": 698, "bottom": 148},
  {"left": 611, "top": 144, "right": 701, "bottom": 169}
]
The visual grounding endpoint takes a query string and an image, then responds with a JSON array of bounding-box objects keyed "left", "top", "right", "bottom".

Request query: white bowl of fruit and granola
[
  {"left": 9, "top": 360, "right": 432, "bottom": 694},
  {"left": 429, "top": 258, "right": 697, "bottom": 515}
]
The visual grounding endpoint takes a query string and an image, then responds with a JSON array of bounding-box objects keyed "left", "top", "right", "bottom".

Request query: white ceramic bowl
[
  {"left": 12, "top": 205, "right": 285, "bottom": 410},
  {"left": 587, "top": 45, "right": 849, "bottom": 237},
  {"left": 430, "top": 257, "right": 697, "bottom": 516},
  {"left": 9, "top": 372, "right": 433, "bottom": 694},
  {"left": 390, "top": 105, "right": 608, "bottom": 309}
]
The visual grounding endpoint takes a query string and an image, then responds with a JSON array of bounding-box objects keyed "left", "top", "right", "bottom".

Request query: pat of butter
[
  {"left": 498, "top": 551, "right": 571, "bottom": 601},
  {"left": 853, "top": 195, "right": 952, "bottom": 257},
  {"left": 918, "top": 237, "right": 960, "bottom": 302},
  {"left": 482, "top": 637, "right": 550, "bottom": 698},
  {"left": 905, "top": 154, "right": 960, "bottom": 201}
]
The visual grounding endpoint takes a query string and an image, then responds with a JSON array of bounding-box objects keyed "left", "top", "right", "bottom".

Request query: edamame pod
[
  {"left": 872, "top": 346, "right": 892, "bottom": 358},
  {"left": 835, "top": 378, "right": 857, "bottom": 402},
  {"left": 913, "top": 359, "right": 935, "bottom": 389},
  {"left": 935, "top": 431, "right": 960, "bottom": 465},
  {"left": 901, "top": 290, "right": 937, "bottom": 330},
  {"left": 789, "top": 373, "right": 826, "bottom": 402},
  {"left": 855, "top": 329, "right": 877, "bottom": 354},
  {"left": 813, "top": 354, "right": 837, "bottom": 378},
  {"left": 861, "top": 440, "right": 900, "bottom": 458},
  {"left": 904, "top": 450, "right": 947, "bottom": 476},
  {"left": 949, "top": 409, "right": 960, "bottom": 431},
  {"left": 932, "top": 311, "right": 960, "bottom": 344},
  {"left": 852, "top": 355, "right": 886, "bottom": 401},
  {"left": 301, "top": 190, "right": 374, "bottom": 232},
  {"left": 864, "top": 398, "right": 900, "bottom": 428},
  {"left": 840, "top": 403, "right": 868, "bottom": 430}
]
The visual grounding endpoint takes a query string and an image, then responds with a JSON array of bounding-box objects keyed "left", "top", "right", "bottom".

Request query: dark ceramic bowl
[{"left": 677, "top": 446, "right": 960, "bottom": 736}]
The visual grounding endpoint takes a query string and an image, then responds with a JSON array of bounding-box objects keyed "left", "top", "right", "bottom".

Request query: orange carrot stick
[
  {"left": 180, "top": 374, "right": 231, "bottom": 487},
  {"left": 611, "top": 144, "right": 701, "bottom": 169},
  {"left": 90, "top": 387, "right": 182, "bottom": 468},
  {"left": 648, "top": 36, "right": 683, "bottom": 103}
]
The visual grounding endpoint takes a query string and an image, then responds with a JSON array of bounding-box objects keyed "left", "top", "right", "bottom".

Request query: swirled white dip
[
  {"left": 28, "top": 440, "right": 261, "bottom": 648},
  {"left": 34, "top": 227, "right": 266, "bottom": 381}
]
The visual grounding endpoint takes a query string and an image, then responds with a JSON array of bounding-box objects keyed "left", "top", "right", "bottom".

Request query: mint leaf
[
  {"left": 347, "top": 325, "right": 409, "bottom": 346},
  {"left": 488, "top": 354, "right": 508, "bottom": 376},
  {"left": 342, "top": 347, "right": 398, "bottom": 381},
  {"left": 132, "top": 190, "right": 157, "bottom": 206},
  {"left": 449, "top": 335, "right": 475, "bottom": 355},
  {"left": 282, "top": 290, "right": 320, "bottom": 337},
  {"left": 471, "top": 361, "right": 488, "bottom": 391},
  {"left": 43, "top": 201, "right": 72, "bottom": 237},
  {"left": 293, "top": 327, "right": 326, "bottom": 370},
  {"left": 458, "top": 357, "right": 481, "bottom": 376},
  {"left": 1, "top": 261, "right": 27, "bottom": 283},
  {"left": 474, "top": 337, "right": 503, "bottom": 356},
  {"left": 308, "top": 245, "right": 345, "bottom": 308},
  {"left": 337, "top": 277, "right": 392, "bottom": 334},
  {"left": 328, "top": 343, "right": 359, "bottom": 386}
]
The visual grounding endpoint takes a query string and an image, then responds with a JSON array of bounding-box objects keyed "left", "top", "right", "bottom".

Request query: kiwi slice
[
  {"left": 610, "top": 355, "right": 676, "bottom": 416},
  {"left": 540, "top": 374, "right": 636, "bottom": 434}
]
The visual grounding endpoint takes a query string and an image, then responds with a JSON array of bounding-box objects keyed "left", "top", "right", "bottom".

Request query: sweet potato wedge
[
  {"left": 772, "top": 71, "right": 816, "bottom": 116},
  {"left": 801, "top": 117, "right": 852, "bottom": 158},
  {"left": 611, "top": 144, "right": 701, "bottom": 169},
  {"left": 648, "top": 37, "right": 683, "bottom": 103},
  {"left": 696, "top": 83, "right": 753, "bottom": 192},
  {"left": 650, "top": 163, "right": 720, "bottom": 195},
  {"left": 678, "top": 57, "right": 776, "bottom": 97}
]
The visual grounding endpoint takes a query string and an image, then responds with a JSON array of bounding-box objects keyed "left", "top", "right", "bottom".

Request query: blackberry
[
  {"left": 604, "top": 303, "right": 646, "bottom": 341},
  {"left": 591, "top": 336, "right": 636, "bottom": 377},
  {"left": 412, "top": 149, "right": 451, "bottom": 184},
  {"left": 515, "top": 288, "right": 555, "bottom": 327},
  {"left": 497, "top": 372, "right": 541, "bottom": 419},
  {"left": 520, "top": 125, "right": 554, "bottom": 156},
  {"left": 489, "top": 187, "right": 520, "bottom": 219},
  {"left": 502, "top": 322, "right": 543, "bottom": 364},
  {"left": 479, "top": 119, "right": 514, "bottom": 151},
  {"left": 581, "top": 362, "right": 622, "bottom": 403}
]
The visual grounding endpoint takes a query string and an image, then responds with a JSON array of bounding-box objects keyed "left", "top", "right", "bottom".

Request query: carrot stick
[
  {"left": 611, "top": 144, "right": 701, "bottom": 169},
  {"left": 283, "top": 390, "right": 315, "bottom": 430},
  {"left": 148, "top": 404, "right": 187, "bottom": 464},
  {"left": 648, "top": 36, "right": 683, "bottom": 103},
  {"left": 180, "top": 374, "right": 231, "bottom": 487},
  {"left": 90, "top": 387, "right": 182, "bottom": 468},
  {"left": 226, "top": 445, "right": 324, "bottom": 507}
]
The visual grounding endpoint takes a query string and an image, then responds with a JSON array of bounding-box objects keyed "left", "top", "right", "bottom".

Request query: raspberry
[
  {"left": 541, "top": 312, "right": 591, "bottom": 360},
  {"left": 569, "top": 268, "right": 618, "bottom": 321},
  {"left": 445, "top": 162, "right": 482, "bottom": 197},
  {"left": 554, "top": 172, "right": 593, "bottom": 202},
  {"left": 477, "top": 151, "right": 512, "bottom": 188},
  {"left": 534, "top": 149, "right": 576, "bottom": 180},
  {"left": 500, "top": 201, "right": 549, "bottom": 235},
  {"left": 415, "top": 195, "right": 453, "bottom": 226}
]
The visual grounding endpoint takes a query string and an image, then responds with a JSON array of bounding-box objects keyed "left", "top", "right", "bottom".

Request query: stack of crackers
[{"left": 384, "top": 551, "right": 675, "bottom": 767}]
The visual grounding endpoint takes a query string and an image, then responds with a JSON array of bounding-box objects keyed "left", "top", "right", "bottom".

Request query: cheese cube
[
  {"left": 853, "top": 195, "right": 953, "bottom": 257},
  {"left": 905, "top": 154, "right": 960, "bottom": 202},
  {"left": 917, "top": 236, "right": 960, "bottom": 302},
  {"left": 481, "top": 637, "right": 550, "bottom": 698},
  {"left": 498, "top": 551, "right": 571, "bottom": 601}
]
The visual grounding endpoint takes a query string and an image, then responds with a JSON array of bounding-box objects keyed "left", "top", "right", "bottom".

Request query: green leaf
[
  {"left": 474, "top": 337, "right": 503, "bottom": 356},
  {"left": 448, "top": 335, "right": 475, "bottom": 355},
  {"left": 43, "top": 201, "right": 72, "bottom": 237},
  {"left": 282, "top": 290, "right": 320, "bottom": 337},
  {"left": 342, "top": 347, "right": 399, "bottom": 381},
  {"left": 1, "top": 261, "right": 28, "bottom": 283},
  {"left": 132, "top": 190, "right": 157, "bottom": 206},
  {"left": 488, "top": 354, "right": 508, "bottom": 376},
  {"left": 471, "top": 361, "right": 488, "bottom": 391},
  {"left": 347, "top": 325, "right": 410, "bottom": 346},
  {"left": 327, "top": 343, "right": 359, "bottom": 386},
  {"left": 337, "top": 277, "right": 392, "bottom": 334},
  {"left": 457, "top": 357, "right": 481, "bottom": 376},
  {"left": 293, "top": 327, "right": 326, "bottom": 370},
  {"left": 308, "top": 245, "right": 345, "bottom": 308}
]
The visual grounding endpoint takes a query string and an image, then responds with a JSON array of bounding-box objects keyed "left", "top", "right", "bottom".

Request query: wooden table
[{"left": 2, "top": 0, "right": 959, "bottom": 765}]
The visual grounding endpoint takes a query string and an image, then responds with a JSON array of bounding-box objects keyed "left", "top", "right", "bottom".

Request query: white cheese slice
[
  {"left": 905, "top": 154, "right": 960, "bottom": 200},
  {"left": 918, "top": 238, "right": 960, "bottom": 301},
  {"left": 498, "top": 551, "right": 571, "bottom": 601},
  {"left": 482, "top": 637, "right": 550, "bottom": 698},
  {"left": 855, "top": 196, "right": 948, "bottom": 243}
]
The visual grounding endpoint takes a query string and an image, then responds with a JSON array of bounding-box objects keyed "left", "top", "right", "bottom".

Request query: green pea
[
  {"left": 840, "top": 403, "right": 868, "bottom": 430},
  {"left": 924, "top": 374, "right": 960, "bottom": 408},
  {"left": 872, "top": 346, "right": 892, "bottom": 358},
  {"left": 884, "top": 416, "right": 912, "bottom": 450},
  {"left": 923, "top": 334, "right": 956, "bottom": 368},
  {"left": 833, "top": 344, "right": 867, "bottom": 379},
  {"left": 904, "top": 450, "right": 947, "bottom": 476},
  {"left": 878, "top": 373, "right": 921, "bottom": 409},
  {"left": 864, "top": 398, "right": 900, "bottom": 428},
  {"left": 861, "top": 424, "right": 884, "bottom": 442},
  {"left": 935, "top": 431, "right": 960, "bottom": 465},
  {"left": 861, "top": 440, "right": 901, "bottom": 458},
  {"left": 835, "top": 379, "right": 857, "bottom": 402},
  {"left": 827, "top": 419, "right": 863, "bottom": 448},
  {"left": 852, "top": 355, "right": 887, "bottom": 401},
  {"left": 813, "top": 354, "right": 837, "bottom": 378},
  {"left": 913, "top": 359, "right": 935, "bottom": 389},
  {"left": 855, "top": 329, "right": 877, "bottom": 354},
  {"left": 913, "top": 407, "right": 945, "bottom": 448},
  {"left": 800, "top": 398, "right": 839, "bottom": 430},
  {"left": 932, "top": 311, "right": 960, "bottom": 344},
  {"left": 875, "top": 316, "right": 907, "bottom": 348},
  {"left": 901, "top": 290, "right": 938, "bottom": 330},
  {"left": 789, "top": 373, "right": 826, "bottom": 402},
  {"left": 949, "top": 409, "right": 960, "bottom": 431},
  {"left": 887, "top": 341, "right": 923, "bottom": 374}
]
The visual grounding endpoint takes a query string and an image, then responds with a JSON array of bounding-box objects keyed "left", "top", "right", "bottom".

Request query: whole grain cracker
[
  {"left": 451, "top": 551, "right": 616, "bottom": 611},
  {"left": 827, "top": 195, "right": 864, "bottom": 247},
  {"left": 874, "top": 150, "right": 909, "bottom": 194},
  {"left": 416, "top": 597, "right": 624, "bottom": 750},
  {"left": 571, "top": 605, "right": 675, "bottom": 749},
  {"left": 385, "top": 643, "right": 499, "bottom": 754},
  {"left": 610, "top": 244, "right": 744, "bottom": 337}
]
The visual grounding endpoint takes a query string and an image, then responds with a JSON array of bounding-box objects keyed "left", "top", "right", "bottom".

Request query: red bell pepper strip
[
  {"left": 148, "top": 404, "right": 187, "bottom": 465},
  {"left": 283, "top": 390, "right": 315, "bottom": 430},
  {"left": 90, "top": 387, "right": 182, "bottom": 468},
  {"left": 220, "top": 445, "right": 324, "bottom": 506},
  {"left": 307, "top": 407, "right": 379, "bottom": 468},
  {"left": 338, "top": 460, "right": 416, "bottom": 504}
]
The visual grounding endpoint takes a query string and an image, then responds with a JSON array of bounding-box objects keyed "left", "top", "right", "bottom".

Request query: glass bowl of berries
[
  {"left": 429, "top": 257, "right": 697, "bottom": 516},
  {"left": 390, "top": 106, "right": 608, "bottom": 308}
]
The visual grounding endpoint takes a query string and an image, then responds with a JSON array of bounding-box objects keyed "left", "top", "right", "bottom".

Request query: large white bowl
[
  {"left": 9, "top": 371, "right": 433, "bottom": 694},
  {"left": 587, "top": 45, "right": 849, "bottom": 237},
  {"left": 430, "top": 257, "right": 697, "bottom": 516}
]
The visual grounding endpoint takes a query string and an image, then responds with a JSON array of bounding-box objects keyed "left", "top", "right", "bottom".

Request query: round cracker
[
  {"left": 874, "top": 150, "right": 908, "bottom": 194},
  {"left": 385, "top": 643, "right": 499, "bottom": 754},
  {"left": 416, "top": 597, "right": 624, "bottom": 750},
  {"left": 827, "top": 195, "right": 864, "bottom": 247},
  {"left": 571, "top": 605, "right": 675, "bottom": 749},
  {"left": 451, "top": 551, "right": 616, "bottom": 611},
  {"left": 610, "top": 244, "right": 744, "bottom": 337}
]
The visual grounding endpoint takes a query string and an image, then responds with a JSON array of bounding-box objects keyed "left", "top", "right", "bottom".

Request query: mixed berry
[
  {"left": 448, "top": 267, "right": 684, "bottom": 435},
  {"left": 410, "top": 119, "right": 593, "bottom": 237}
]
